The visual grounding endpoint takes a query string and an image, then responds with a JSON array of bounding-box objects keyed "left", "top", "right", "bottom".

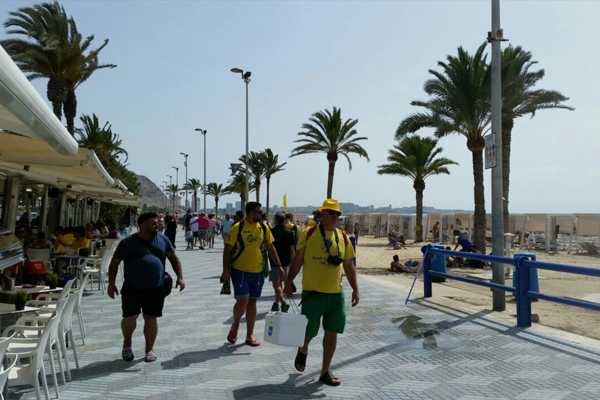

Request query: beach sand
[{"left": 355, "top": 236, "right": 600, "bottom": 341}]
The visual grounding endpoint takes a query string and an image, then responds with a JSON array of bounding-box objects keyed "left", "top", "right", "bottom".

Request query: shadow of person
[
  {"left": 230, "top": 373, "right": 326, "bottom": 399},
  {"left": 161, "top": 342, "right": 250, "bottom": 370},
  {"left": 69, "top": 358, "right": 143, "bottom": 381}
]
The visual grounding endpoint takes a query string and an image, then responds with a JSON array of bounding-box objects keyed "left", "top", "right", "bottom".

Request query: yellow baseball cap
[{"left": 318, "top": 199, "right": 343, "bottom": 214}]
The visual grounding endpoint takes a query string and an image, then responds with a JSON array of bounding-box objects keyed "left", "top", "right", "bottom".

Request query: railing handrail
[{"left": 420, "top": 245, "right": 600, "bottom": 327}]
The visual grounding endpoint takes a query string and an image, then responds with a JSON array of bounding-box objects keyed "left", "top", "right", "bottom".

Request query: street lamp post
[
  {"left": 162, "top": 181, "right": 169, "bottom": 212},
  {"left": 172, "top": 166, "right": 179, "bottom": 209},
  {"left": 194, "top": 129, "right": 208, "bottom": 214},
  {"left": 167, "top": 175, "right": 173, "bottom": 211},
  {"left": 231, "top": 67, "right": 251, "bottom": 213},
  {"left": 180, "top": 153, "right": 188, "bottom": 209}
]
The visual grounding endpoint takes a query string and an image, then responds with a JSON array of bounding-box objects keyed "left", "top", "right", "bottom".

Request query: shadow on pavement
[
  {"left": 70, "top": 358, "right": 144, "bottom": 380},
  {"left": 231, "top": 373, "right": 326, "bottom": 399},
  {"left": 222, "top": 311, "right": 267, "bottom": 325},
  {"left": 161, "top": 343, "right": 250, "bottom": 370}
]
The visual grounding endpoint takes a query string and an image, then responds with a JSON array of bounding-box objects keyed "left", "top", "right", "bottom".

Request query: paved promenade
[{"left": 11, "top": 235, "right": 600, "bottom": 399}]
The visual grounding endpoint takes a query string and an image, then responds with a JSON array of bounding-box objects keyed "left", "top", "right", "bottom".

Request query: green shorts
[{"left": 301, "top": 291, "right": 346, "bottom": 338}]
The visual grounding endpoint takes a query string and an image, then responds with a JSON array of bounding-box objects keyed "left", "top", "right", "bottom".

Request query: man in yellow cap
[{"left": 283, "top": 199, "right": 359, "bottom": 387}]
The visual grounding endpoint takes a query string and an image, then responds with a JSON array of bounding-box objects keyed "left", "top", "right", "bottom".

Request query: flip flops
[
  {"left": 227, "top": 330, "right": 237, "bottom": 344},
  {"left": 294, "top": 349, "right": 307, "bottom": 372},
  {"left": 319, "top": 371, "right": 341, "bottom": 386},
  {"left": 144, "top": 352, "right": 157, "bottom": 363},
  {"left": 244, "top": 337, "right": 260, "bottom": 347},
  {"left": 121, "top": 348, "right": 134, "bottom": 362}
]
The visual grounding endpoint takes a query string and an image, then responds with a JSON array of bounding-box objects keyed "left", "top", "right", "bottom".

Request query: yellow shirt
[
  {"left": 297, "top": 226, "right": 355, "bottom": 293},
  {"left": 226, "top": 221, "right": 274, "bottom": 273},
  {"left": 306, "top": 220, "right": 317, "bottom": 228},
  {"left": 285, "top": 223, "right": 301, "bottom": 241},
  {"left": 72, "top": 237, "right": 91, "bottom": 250},
  {"left": 56, "top": 233, "right": 74, "bottom": 252},
  {"left": 56, "top": 234, "right": 90, "bottom": 252}
]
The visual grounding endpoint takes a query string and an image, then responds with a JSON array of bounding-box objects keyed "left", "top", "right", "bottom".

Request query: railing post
[
  {"left": 422, "top": 245, "right": 432, "bottom": 298},
  {"left": 515, "top": 256, "right": 532, "bottom": 327}
]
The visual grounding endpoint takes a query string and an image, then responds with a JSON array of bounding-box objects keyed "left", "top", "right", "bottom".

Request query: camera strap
[{"left": 319, "top": 223, "right": 340, "bottom": 257}]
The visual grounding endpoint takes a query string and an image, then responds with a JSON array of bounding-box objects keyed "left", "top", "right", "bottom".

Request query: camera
[{"left": 327, "top": 254, "right": 343, "bottom": 266}]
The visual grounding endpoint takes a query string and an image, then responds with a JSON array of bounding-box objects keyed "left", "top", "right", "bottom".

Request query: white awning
[{"left": 0, "top": 45, "right": 78, "bottom": 155}]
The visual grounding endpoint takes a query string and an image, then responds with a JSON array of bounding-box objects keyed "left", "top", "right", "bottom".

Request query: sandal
[
  {"left": 245, "top": 337, "right": 260, "bottom": 347},
  {"left": 294, "top": 349, "right": 307, "bottom": 372},
  {"left": 227, "top": 330, "right": 237, "bottom": 344},
  {"left": 144, "top": 352, "right": 157, "bottom": 363},
  {"left": 121, "top": 348, "right": 134, "bottom": 362},
  {"left": 319, "top": 371, "right": 341, "bottom": 386}
]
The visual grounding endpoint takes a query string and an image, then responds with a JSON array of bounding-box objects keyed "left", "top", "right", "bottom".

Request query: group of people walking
[{"left": 106, "top": 198, "right": 359, "bottom": 387}]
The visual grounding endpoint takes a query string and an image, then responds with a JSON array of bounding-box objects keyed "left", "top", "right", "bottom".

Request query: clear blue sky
[{"left": 1, "top": 1, "right": 598, "bottom": 213}]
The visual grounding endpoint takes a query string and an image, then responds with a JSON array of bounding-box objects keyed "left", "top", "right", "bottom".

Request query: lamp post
[
  {"left": 167, "top": 174, "right": 173, "bottom": 210},
  {"left": 172, "top": 166, "right": 179, "bottom": 209},
  {"left": 231, "top": 67, "right": 251, "bottom": 213},
  {"left": 194, "top": 129, "right": 208, "bottom": 214},
  {"left": 180, "top": 153, "right": 188, "bottom": 209},
  {"left": 162, "top": 181, "right": 168, "bottom": 212}
]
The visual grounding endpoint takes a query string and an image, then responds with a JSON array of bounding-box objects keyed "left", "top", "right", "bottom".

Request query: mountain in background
[{"left": 135, "top": 174, "right": 167, "bottom": 208}]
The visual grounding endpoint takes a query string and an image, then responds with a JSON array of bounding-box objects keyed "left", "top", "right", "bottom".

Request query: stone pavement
[{"left": 11, "top": 235, "right": 600, "bottom": 399}]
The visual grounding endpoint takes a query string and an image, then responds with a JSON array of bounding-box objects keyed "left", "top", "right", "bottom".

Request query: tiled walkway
[{"left": 11, "top": 235, "right": 600, "bottom": 399}]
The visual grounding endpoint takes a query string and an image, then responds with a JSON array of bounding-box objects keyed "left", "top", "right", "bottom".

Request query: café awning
[{"left": 0, "top": 45, "right": 78, "bottom": 156}]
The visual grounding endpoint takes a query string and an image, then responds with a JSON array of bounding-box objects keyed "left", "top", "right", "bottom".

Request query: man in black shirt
[{"left": 269, "top": 213, "right": 295, "bottom": 312}]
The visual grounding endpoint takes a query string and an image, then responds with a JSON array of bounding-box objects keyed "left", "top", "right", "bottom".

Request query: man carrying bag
[
  {"left": 108, "top": 212, "right": 185, "bottom": 363},
  {"left": 284, "top": 199, "right": 359, "bottom": 387}
]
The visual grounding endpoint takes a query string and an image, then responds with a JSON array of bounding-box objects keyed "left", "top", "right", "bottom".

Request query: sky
[{"left": 1, "top": 0, "right": 598, "bottom": 213}]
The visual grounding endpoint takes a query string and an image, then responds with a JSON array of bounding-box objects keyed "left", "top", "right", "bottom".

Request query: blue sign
[{"left": 268, "top": 326, "right": 273, "bottom": 336}]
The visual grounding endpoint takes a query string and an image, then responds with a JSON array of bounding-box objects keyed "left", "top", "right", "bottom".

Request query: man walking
[
  {"left": 197, "top": 212, "right": 210, "bottom": 250},
  {"left": 222, "top": 202, "right": 284, "bottom": 346},
  {"left": 108, "top": 212, "right": 185, "bottom": 363},
  {"left": 284, "top": 213, "right": 301, "bottom": 249},
  {"left": 188, "top": 213, "right": 199, "bottom": 247},
  {"left": 284, "top": 199, "right": 359, "bottom": 386},
  {"left": 221, "top": 213, "right": 234, "bottom": 240},
  {"left": 269, "top": 213, "right": 295, "bottom": 312}
]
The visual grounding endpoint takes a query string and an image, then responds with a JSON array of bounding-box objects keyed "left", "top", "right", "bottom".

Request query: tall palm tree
[
  {"left": 205, "top": 183, "right": 230, "bottom": 217},
  {"left": 260, "top": 148, "right": 286, "bottom": 216},
  {"left": 166, "top": 184, "right": 180, "bottom": 211},
  {"left": 63, "top": 18, "right": 116, "bottom": 135},
  {"left": 239, "top": 151, "right": 265, "bottom": 202},
  {"left": 291, "top": 107, "right": 369, "bottom": 198},
  {"left": 396, "top": 44, "right": 490, "bottom": 250},
  {"left": 378, "top": 136, "right": 457, "bottom": 242},
  {"left": 183, "top": 178, "right": 202, "bottom": 212},
  {"left": 226, "top": 172, "right": 255, "bottom": 214},
  {"left": 76, "top": 113, "right": 128, "bottom": 162},
  {"left": 2, "top": 1, "right": 70, "bottom": 119},
  {"left": 500, "top": 45, "right": 573, "bottom": 230}
]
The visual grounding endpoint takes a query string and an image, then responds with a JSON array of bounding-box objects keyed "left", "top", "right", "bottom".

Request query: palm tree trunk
[
  {"left": 193, "top": 191, "right": 197, "bottom": 212},
  {"left": 502, "top": 120, "right": 513, "bottom": 233},
  {"left": 241, "top": 194, "right": 246, "bottom": 215},
  {"left": 47, "top": 78, "right": 66, "bottom": 121},
  {"left": 470, "top": 141, "right": 487, "bottom": 251},
  {"left": 266, "top": 178, "right": 271, "bottom": 217},
  {"left": 64, "top": 90, "right": 77, "bottom": 136},
  {"left": 215, "top": 198, "right": 219, "bottom": 217},
  {"left": 255, "top": 175, "right": 261, "bottom": 203},
  {"left": 414, "top": 180, "right": 425, "bottom": 242},
  {"left": 327, "top": 160, "right": 336, "bottom": 198}
]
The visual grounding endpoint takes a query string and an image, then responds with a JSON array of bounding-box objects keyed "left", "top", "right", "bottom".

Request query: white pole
[
  {"left": 490, "top": 0, "right": 505, "bottom": 311},
  {"left": 203, "top": 133, "right": 207, "bottom": 215},
  {"left": 245, "top": 79, "right": 250, "bottom": 211}
]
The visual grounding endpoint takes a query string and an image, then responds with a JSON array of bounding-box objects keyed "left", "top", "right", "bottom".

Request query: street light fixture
[
  {"left": 172, "top": 166, "right": 179, "bottom": 210},
  {"left": 194, "top": 128, "right": 208, "bottom": 214},
  {"left": 231, "top": 67, "right": 251, "bottom": 212},
  {"left": 180, "top": 153, "right": 189, "bottom": 209}
]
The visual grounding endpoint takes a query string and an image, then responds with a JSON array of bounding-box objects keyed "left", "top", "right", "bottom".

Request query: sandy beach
[{"left": 355, "top": 236, "right": 600, "bottom": 341}]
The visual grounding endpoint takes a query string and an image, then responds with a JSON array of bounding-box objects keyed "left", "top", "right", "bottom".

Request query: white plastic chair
[
  {"left": 26, "top": 278, "right": 76, "bottom": 311},
  {"left": 5, "top": 298, "right": 68, "bottom": 397},
  {"left": 72, "top": 274, "right": 89, "bottom": 344},
  {"left": 0, "top": 357, "right": 17, "bottom": 400},
  {"left": 6, "top": 312, "right": 61, "bottom": 400},
  {"left": 0, "top": 334, "right": 15, "bottom": 365},
  {"left": 58, "top": 291, "right": 80, "bottom": 380}
]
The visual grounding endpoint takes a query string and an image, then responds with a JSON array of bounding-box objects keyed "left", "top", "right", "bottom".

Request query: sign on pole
[{"left": 485, "top": 133, "right": 497, "bottom": 169}]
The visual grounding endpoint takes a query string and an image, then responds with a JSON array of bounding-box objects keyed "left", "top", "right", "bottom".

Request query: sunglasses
[{"left": 324, "top": 210, "right": 341, "bottom": 216}]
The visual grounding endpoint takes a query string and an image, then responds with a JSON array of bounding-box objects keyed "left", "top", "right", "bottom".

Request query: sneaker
[
  {"left": 271, "top": 302, "right": 280, "bottom": 312},
  {"left": 281, "top": 303, "right": 290, "bottom": 313}
]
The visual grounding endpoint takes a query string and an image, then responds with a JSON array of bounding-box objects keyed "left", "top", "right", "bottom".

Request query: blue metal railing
[{"left": 420, "top": 246, "right": 600, "bottom": 327}]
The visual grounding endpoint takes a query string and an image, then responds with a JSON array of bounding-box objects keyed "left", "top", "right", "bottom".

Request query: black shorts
[
  {"left": 193, "top": 231, "right": 199, "bottom": 238},
  {"left": 121, "top": 285, "right": 165, "bottom": 318}
]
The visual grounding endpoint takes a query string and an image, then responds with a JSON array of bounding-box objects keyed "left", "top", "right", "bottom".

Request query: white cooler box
[{"left": 263, "top": 311, "right": 308, "bottom": 347}]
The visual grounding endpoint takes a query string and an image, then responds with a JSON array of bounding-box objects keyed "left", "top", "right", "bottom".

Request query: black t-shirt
[{"left": 269, "top": 224, "right": 294, "bottom": 267}]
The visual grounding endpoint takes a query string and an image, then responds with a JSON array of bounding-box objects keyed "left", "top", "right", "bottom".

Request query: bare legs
[
  {"left": 298, "top": 331, "right": 339, "bottom": 378},
  {"left": 121, "top": 314, "right": 158, "bottom": 354},
  {"left": 230, "top": 297, "right": 258, "bottom": 341}
]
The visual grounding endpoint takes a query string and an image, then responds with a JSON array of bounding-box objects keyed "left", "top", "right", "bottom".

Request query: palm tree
[
  {"left": 500, "top": 45, "right": 573, "bottom": 230},
  {"left": 205, "top": 183, "right": 230, "bottom": 217},
  {"left": 378, "top": 136, "right": 457, "bottom": 242},
  {"left": 396, "top": 44, "right": 490, "bottom": 250},
  {"left": 166, "top": 184, "right": 179, "bottom": 211},
  {"left": 2, "top": 1, "right": 115, "bottom": 131},
  {"left": 2, "top": 1, "right": 70, "bottom": 119},
  {"left": 63, "top": 18, "right": 116, "bottom": 135},
  {"left": 183, "top": 178, "right": 202, "bottom": 212},
  {"left": 76, "top": 113, "right": 128, "bottom": 162},
  {"left": 226, "top": 172, "right": 255, "bottom": 214},
  {"left": 260, "top": 149, "right": 286, "bottom": 216},
  {"left": 239, "top": 151, "right": 265, "bottom": 202},
  {"left": 291, "top": 107, "right": 369, "bottom": 198}
]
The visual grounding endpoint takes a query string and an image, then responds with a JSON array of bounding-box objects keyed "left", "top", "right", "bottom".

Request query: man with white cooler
[{"left": 284, "top": 199, "right": 360, "bottom": 387}]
